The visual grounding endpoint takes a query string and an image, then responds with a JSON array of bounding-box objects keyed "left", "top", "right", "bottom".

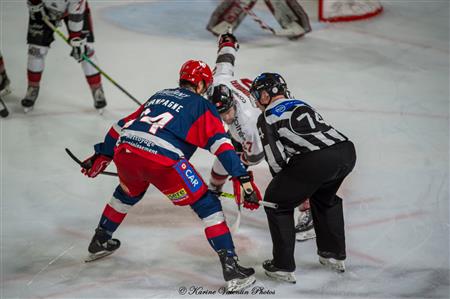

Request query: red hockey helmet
[{"left": 179, "top": 60, "right": 213, "bottom": 90}]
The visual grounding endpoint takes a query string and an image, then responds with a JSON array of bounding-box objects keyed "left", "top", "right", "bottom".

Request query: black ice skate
[
  {"left": 91, "top": 86, "right": 107, "bottom": 114},
  {"left": 262, "top": 260, "right": 296, "bottom": 284},
  {"left": 0, "top": 71, "right": 11, "bottom": 97},
  {"left": 0, "top": 96, "right": 9, "bottom": 118},
  {"left": 218, "top": 249, "right": 256, "bottom": 292},
  {"left": 21, "top": 86, "right": 40, "bottom": 113},
  {"left": 319, "top": 256, "right": 345, "bottom": 273},
  {"left": 295, "top": 209, "right": 316, "bottom": 241},
  {"left": 85, "top": 227, "right": 121, "bottom": 262}
]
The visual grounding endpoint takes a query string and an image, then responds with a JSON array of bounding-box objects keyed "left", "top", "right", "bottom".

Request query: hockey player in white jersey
[
  {"left": 207, "top": 33, "right": 264, "bottom": 210},
  {"left": 23, "top": 0, "right": 106, "bottom": 112}
]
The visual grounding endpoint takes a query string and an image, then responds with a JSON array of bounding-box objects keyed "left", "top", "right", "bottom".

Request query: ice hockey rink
[{"left": 1, "top": 0, "right": 449, "bottom": 298}]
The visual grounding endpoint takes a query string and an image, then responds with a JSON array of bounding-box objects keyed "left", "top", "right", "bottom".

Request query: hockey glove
[
  {"left": 28, "top": 1, "right": 47, "bottom": 21},
  {"left": 81, "top": 153, "right": 112, "bottom": 178},
  {"left": 232, "top": 171, "right": 262, "bottom": 210},
  {"left": 69, "top": 35, "right": 87, "bottom": 62},
  {"left": 218, "top": 32, "right": 239, "bottom": 51}
]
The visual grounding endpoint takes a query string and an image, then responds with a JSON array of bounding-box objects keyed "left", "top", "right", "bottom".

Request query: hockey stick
[
  {"left": 65, "top": 148, "right": 117, "bottom": 177},
  {"left": 212, "top": 190, "right": 278, "bottom": 209},
  {"left": 65, "top": 147, "right": 278, "bottom": 208},
  {"left": 42, "top": 16, "right": 142, "bottom": 107}
]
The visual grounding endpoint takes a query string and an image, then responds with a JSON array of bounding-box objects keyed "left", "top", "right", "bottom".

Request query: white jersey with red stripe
[
  {"left": 213, "top": 45, "right": 264, "bottom": 165},
  {"left": 29, "top": 0, "right": 87, "bottom": 33}
]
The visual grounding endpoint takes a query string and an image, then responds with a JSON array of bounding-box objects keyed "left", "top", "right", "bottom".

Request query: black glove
[
  {"left": 28, "top": 1, "right": 47, "bottom": 21},
  {"left": 218, "top": 32, "right": 239, "bottom": 51}
]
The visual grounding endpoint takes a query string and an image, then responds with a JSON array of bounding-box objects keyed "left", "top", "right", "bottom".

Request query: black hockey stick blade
[{"left": 65, "top": 148, "right": 118, "bottom": 177}]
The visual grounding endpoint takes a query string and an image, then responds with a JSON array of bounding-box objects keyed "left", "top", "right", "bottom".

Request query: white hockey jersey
[
  {"left": 213, "top": 45, "right": 264, "bottom": 165},
  {"left": 29, "top": 0, "right": 87, "bottom": 33}
]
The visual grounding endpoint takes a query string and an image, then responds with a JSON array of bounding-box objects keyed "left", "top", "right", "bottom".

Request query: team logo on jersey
[
  {"left": 174, "top": 160, "right": 203, "bottom": 193},
  {"left": 167, "top": 188, "right": 188, "bottom": 202},
  {"left": 271, "top": 100, "right": 307, "bottom": 117},
  {"left": 275, "top": 105, "right": 286, "bottom": 114}
]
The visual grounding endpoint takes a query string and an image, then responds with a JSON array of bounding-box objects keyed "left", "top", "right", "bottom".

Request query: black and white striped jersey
[{"left": 257, "top": 98, "right": 349, "bottom": 175}]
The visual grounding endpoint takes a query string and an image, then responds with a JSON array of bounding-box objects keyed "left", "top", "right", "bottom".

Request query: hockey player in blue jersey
[{"left": 80, "top": 60, "right": 262, "bottom": 291}]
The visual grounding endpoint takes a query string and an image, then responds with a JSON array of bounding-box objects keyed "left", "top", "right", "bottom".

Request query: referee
[{"left": 250, "top": 73, "right": 356, "bottom": 283}]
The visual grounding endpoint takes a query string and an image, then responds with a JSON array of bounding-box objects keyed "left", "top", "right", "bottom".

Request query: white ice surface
[{"left": 1, "top": 1, "right": 449, "bottom": 298}]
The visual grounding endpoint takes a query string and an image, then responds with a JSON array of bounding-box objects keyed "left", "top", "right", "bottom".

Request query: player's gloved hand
[
  {"left": 28, "top": 1, "right": 47, "bottom": 21},
  {"left": 218, "top": 32, "right": 239, "bottom": 51},
  {"left": 81, "top": 153, "right": 112, "bottom": 178},
  {"left": 232, "top": 171, "right": 262, "bottom": 210},
  {"left": 69, "top": 35, "right": 87, "bottom": 62}
]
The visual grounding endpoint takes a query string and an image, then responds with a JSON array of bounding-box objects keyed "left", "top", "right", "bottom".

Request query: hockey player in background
[
  {"left": 207, "top": 32, "right": 264, "bottom": 201},
  {"left": 81, "top": 60, "right": 262, "bottom": 291},
  {"left": 250, "top": 73, "right": 356, "bottom": 282},
  {"left": 23, "top": 0, "right": 106, "bottom": 112}
]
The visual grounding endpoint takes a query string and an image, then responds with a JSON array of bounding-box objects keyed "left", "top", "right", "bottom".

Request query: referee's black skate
[
  {"left": 21, "top": 86, "right": 39, "bottom": 113},
  {"left": 218, "top": 249, "right": 255, "bottom": 292},
  {"left": 319, "top": 256, "right": 345, "bottom": 273},
  {"left": 262, "top": 260, "right": 296, "bottom": 283},
  {"left": 85, "top": 227, "right": 121, "bottom": 262}
]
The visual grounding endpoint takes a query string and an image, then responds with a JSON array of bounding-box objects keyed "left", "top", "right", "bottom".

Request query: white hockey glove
[
  {"left": 28, "top": 1, "right": 47, "bottom": 21},
  {"left": 69, "top": 36, "right": 87, "bottom": 62}
]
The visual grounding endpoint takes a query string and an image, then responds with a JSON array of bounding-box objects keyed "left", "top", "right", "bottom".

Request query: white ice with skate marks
[{"left": 1, "top": 0, "right": 449, "bottom": 298}]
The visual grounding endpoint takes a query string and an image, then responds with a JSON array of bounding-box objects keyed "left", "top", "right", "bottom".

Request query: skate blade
[
  {"left": 319, "top": 257, "right": 345, "bottom": 273},
  {"left": 85, "top": 250, "right": 115, "bottom": 262},
  {"left": 264, "top": 270, "right": 296, "bottom": 284},
  {"left": 23, "top": 106, "right": 34, "bottom": 113},
  {"left": 226, "top": 276, "right": 256, "bottom": 292},
  {"left": 96, "top": 108, "right": 104, "bottom": 115},
  {"left": 296, "top": 230, "right": 316, "bottom": 242}
]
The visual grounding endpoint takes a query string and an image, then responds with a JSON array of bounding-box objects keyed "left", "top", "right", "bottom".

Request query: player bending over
[{"left": 81, "top": 60, "right": 262, "bottom": 292}]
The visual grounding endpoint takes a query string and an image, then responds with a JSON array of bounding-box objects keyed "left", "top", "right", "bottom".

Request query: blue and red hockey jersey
[{"left": 96, "top": 87, "right": 247, "bottom": 178}]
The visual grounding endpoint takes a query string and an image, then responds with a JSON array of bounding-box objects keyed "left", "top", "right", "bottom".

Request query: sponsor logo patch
[
  {"left": 174, "top": 160, "right": 203, "bottom": 193},
  {"left": 167, "top": 188, "right": 188, "bottom": 202}
]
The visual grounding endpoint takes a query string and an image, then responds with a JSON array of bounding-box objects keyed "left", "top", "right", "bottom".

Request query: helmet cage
[{"left": 208, "top": 84, "right": 235, "bottom": 114}]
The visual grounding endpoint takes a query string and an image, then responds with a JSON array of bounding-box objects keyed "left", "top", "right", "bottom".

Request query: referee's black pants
[{"left": 263, "top": 141, "right": 356, "bottom": 271}]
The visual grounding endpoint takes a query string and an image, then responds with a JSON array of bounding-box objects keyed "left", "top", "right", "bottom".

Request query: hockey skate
[
  {"left": 85, "top": 227, "right": 121, "bottom": 262},
  {"left": 218, "top": 249, "right": 256, "bottom": 292},
  {"left": 0, "top": 71, "right": 11, "bottom": 97},
  {"left": 91, "top": 86, "right": 107, "bottom": 114},
  {"left": 295, "top": 209, "right": 316, "bottom": 241},
  {"left": 21, "top": 86, "right": 40, "bottom": 113},
  {"left": 262, "top": 260, "right": 296, "bottom": 283},
  {"left": 0, "top": 96, "right": 9, "bottom": 118},
  {"left": 319, "top": 256, "right": 345, "bottom": 273}
]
